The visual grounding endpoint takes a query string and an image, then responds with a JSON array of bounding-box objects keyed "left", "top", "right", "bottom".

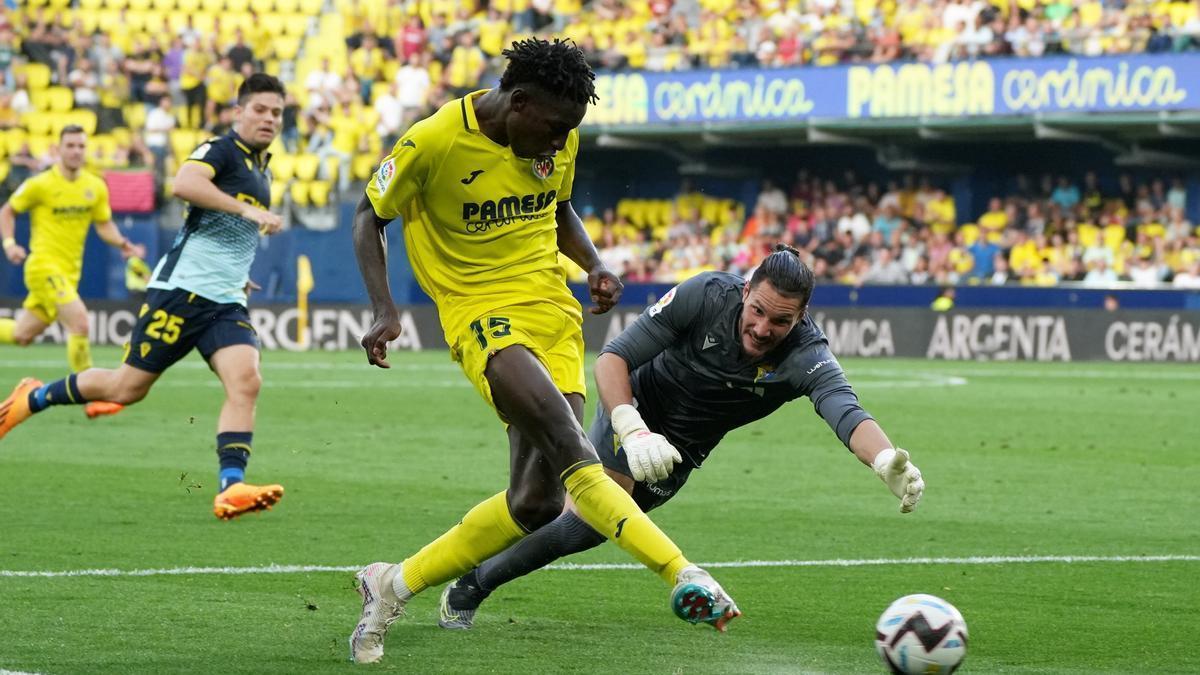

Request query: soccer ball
[{"left": 874, "top": 594, "right": 968, "bottom": 674}]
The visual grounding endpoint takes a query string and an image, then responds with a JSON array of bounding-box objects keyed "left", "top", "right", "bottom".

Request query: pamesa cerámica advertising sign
[
  {"left": 3, "top": 302, "right": 1198, "bottom": 363},
  {"left": 585, "top": 53, "right": 1200, "bottom": 126}
]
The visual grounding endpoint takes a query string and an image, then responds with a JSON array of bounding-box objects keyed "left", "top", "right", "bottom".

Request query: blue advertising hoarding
[{"left": 585, "top": 54, "right": 1200, "bottom": 127}]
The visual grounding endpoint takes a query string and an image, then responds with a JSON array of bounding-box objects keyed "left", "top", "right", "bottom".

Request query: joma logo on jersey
[{"left": 462, "top": 190, "right": 557, "bottom": 224}]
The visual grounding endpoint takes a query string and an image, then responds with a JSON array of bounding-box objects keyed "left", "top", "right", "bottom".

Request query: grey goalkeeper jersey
[{"left": 602, "top": 271, "right": 873, "bottom": 469}]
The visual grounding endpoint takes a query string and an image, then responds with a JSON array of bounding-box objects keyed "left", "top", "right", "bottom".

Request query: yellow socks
[
  {"left": 401, "top": 491, "right": 526, "bottom": 595},
  {"left": 0, "top": 318, "right": 14, "bottom": 344},
  {"left": 563, "top": 461, "right": 690, "bottom": 584},
  {"left": 67, "top": 333, "right": 92, "bottom": 372}
]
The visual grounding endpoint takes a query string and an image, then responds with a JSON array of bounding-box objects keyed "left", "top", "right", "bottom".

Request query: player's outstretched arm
[
  {"left": 0, "top": 202, "right": 26, "bottom": 264},
  {"left": 93, "top": 220, "right": 145, "bottom": 260},
  {"left": 595, "top": 352, "right": 681, "bottom": 482},
  {"left": 555, "top": 201, "right": 621, "bottom": 314},
  {"left": 172, "top": 162, "right": 282, "bottom": 234},
  {"left": 352, "top": 195, "right": 401, "bottom": 368},
  {"left": 849, "top": 420, "right": 925, "bottom": 514}
]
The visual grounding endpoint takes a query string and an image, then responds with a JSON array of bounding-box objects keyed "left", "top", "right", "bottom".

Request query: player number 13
[{"left": 469, "top": 316, "right": 511, "bottom": 350}]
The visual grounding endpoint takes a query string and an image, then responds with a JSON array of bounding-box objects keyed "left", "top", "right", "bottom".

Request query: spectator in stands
[
  {"left": 394, "top": 52, "right": 432, "bottom": 130},
  {"left": 0, "top": 26, "right": 16, "bottom": 89},
  {"left": 966, "top": 232, "right": 1001, "bottom": 282},
  {"left": 351, "top": 34, "right": 386, "bottom": 105},
  {"left": 144, "top": 95, "right": 176, "bottom": 182},
  {"left": 396, "top": 15, "right": 426, "bottom": 63},
  {"left": 863, "top": 247, "right": 909, "bottom": 285},
  {"left": 374, "top": 81, "right": 404, "bottom": 153},
  {"left": 1083, "top": 258, "right": 1119, "bottom": 286},
  {"left": 226, "top": 29, "right": 255, "bottom": 73},
  {"left": 1128, "top": 253, "right": 1166, "bottom": 287},
  {"left": 1051, "top": 175, "right": 1081, "bottom": 211},
  {"left": 305, "top": 56, "right": 342, "bottom": 109},
  {"left": 205, "top": 55, "right": 239, "bottom": 129},
  {"left": 98, "top": 59, "right": 129, "bottom": 133},
  {"left": 444, "top": 31, "right": 487, "bottom": 98},
  {"left": 757, "top": 179, "right": 788, "bottom": 215},
  {"left": 1173, "top": 260, "right": 1200, "bottom": 288},
  {"left": 0, "top": 91, "right": 17, "bottom": 130}
]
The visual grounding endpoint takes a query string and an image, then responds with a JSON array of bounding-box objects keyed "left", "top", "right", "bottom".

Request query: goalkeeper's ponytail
[{"left": 749, "top": 244, "right": 815, "bottom": 307}]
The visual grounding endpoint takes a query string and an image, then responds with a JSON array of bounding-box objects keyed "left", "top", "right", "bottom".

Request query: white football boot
[{"left": 349, "top": 562, "right": 407, "bottom": 663}]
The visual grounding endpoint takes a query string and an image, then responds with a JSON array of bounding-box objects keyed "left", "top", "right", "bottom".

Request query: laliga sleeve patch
[
  {"left": 647, "top": 286, "right": 678, "bottom": 317},
  {"left": 189, "top": 143, "right": 212, "bottom": 160},
  {"left": 376, "top": 157, "right": 396, "bottom": 194}
]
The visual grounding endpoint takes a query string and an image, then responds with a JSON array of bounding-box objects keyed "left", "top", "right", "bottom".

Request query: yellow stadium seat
[
  {"left": 263, "top": 59, "right": 282, "bottom": 77},
  {"left": 294, "top": 153, "right": 320, "bottom": 181},
  {"left": 200, "top": 0, "right": 222, "bottom": 11},
  {"left": 27, "top": 0, "right": 49, "bottom": 7},
  {"left": 48, "top": 0, "right": 70, "bottom": 9},
  {"left": 273, "top": 36, "right": 301, "bottom": 59},
  {"left": 29, "top": 90, "right": 52, "bottom": 112},
  {"left": 105, "top": 0, "right": 129, "bottom": 8},
  {"left": 270, "top": 153, "right": 295, "bottom": 181},
  {"left": 129, "top": 0, "right": 151, "bottom": 10},
  {"left": 176, "top": 0, "right": 199, "bottom": 10},
  {"left": 0, "top": 140, "right": 6, "bottom": 160},
  {"left": 308, "top": 180, "right": 332, "bottom": 207},
  {"left": 170, "top": 129, "right": 198, "bottom": 161},
  {"left": 22, "top": 63, "right": 53, "bottom": 91},
  {"left": 77, "top": 11, "right": 101, "bottom": 32},
  {"left": 96, "top": 9, "right": 120, "bottom": 31},
  {"left": 80, "top": 0, "right": 103, "bottom": 9},
  {"left": 352, "top": 154, "right": 376, "bottom": 181},
  {"left": 274, "top": 0, "right": 298, "bottom": 12},
  {"left": 89, "top": 134, "right": 118, "bottom": 164},
  {"left": 123, "top": 104, "right": 147, "bottom": 131},
  {"left": 166, "top": 10, "right": 188, "bottom": 30},
  {"left": 29, "top": 135, "right": 56, "bottom": 159},
  {"left": 191, "top": 12, "right": 215, "bottom": 32},
  {"left": 65, "top": 109, "right": 98, "bottom": 134},
  {"left": 5, "top": 129, "right": 28, "bottom": 157},
  {"left": 226, "top": 0, "right": 248, "bottom": 11},
  {"left": 22, "top": 112, "right": 54, "bottom": 137},
  {"left": 152, "top": 0, "right": 175, "bottom": 9},
  {"left": 110, "top": 126, "right": 132, "bottom": 147},
  {"left": 290, "top": 181, "right": 309, "bottom": 206},
  {"left": 284, "top": 14, "right": 310, "bottom": 36},
  {"left": 270, "top": 181, "right": 286, "bottom": 206},
  {"left": 124, "top": 11, "right": 147, "bottom": 30},
  {"left": 0, "top": 162, "right": 9, "bottom": 185},
  {"left": 299, "top": 0, "right": 322, "bottom": 16}
]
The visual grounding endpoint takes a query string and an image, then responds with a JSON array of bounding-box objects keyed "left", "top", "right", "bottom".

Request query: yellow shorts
[
  {"left": 448, "top": 300, "right": 586, "bottom": 415},
  {"left": 23, "top": 263, "right": 81, "bottom": 324}
]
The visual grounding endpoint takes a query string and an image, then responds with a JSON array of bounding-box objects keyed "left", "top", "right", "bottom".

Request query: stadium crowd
[
  {"left": 2, "top": 0, "right": 1199, "bottom": 287},
  {"left": 577, "top": 172, "right": 1200, "bottom": 288}
]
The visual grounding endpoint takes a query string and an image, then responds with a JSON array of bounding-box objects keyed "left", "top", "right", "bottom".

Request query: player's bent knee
[{"left": 508, "top": 491, "right": 565, "bottom": 531}]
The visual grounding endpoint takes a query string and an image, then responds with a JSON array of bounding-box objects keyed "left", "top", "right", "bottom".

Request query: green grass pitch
[{"left": 0, "top": 346, "right": 1197, "bottom": 674}]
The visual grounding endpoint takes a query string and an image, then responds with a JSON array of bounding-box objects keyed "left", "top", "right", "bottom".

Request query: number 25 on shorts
[
  {"left": 145, "top": 310, "right": 184, "bottom": 344},
  {"left": 469, "top": 316, "right": 511, "bottom": 350}
]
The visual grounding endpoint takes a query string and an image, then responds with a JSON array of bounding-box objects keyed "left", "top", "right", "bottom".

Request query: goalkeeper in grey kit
[{"left": 438, "top": 245, "right": 926, "bottom": 629}]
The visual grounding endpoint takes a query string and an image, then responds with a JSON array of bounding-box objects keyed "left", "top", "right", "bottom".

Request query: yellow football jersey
[
  {"left": 366, "top": 90, "right": 580, "bottom": 333},
  {"left": 9, "top": 165, "right": 112, "bottom": 276}
]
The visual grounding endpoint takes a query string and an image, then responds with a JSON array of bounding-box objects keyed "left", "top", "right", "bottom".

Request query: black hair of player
[
  {"left": 750, "top": 244, "right": 815, "bottom": 307},
  {"left": 59, "top": 124, "right": 85, "bottom": 140},
  {"left": 499, "top": 38, "right": 598, "bottom": 106},
  {"left": 237, "top": 73, "right": 286, "bottom": 105}
]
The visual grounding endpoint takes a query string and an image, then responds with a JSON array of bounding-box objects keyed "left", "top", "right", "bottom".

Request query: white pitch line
[{"left": 1, "top": 555, "right": 1196, "bottom": 579}]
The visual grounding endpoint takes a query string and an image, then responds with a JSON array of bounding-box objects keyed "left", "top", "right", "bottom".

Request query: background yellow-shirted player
[{"left": 0, "top": 125, "right": 146, "bottom": 419}]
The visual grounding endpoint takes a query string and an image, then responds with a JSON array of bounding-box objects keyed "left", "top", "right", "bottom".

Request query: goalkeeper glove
[
  {"left": 611, "top": 403, "right": 682, "bottom": 483},
  {"left": 872, "top": 448, "right": 924, "bottom": 514}
]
